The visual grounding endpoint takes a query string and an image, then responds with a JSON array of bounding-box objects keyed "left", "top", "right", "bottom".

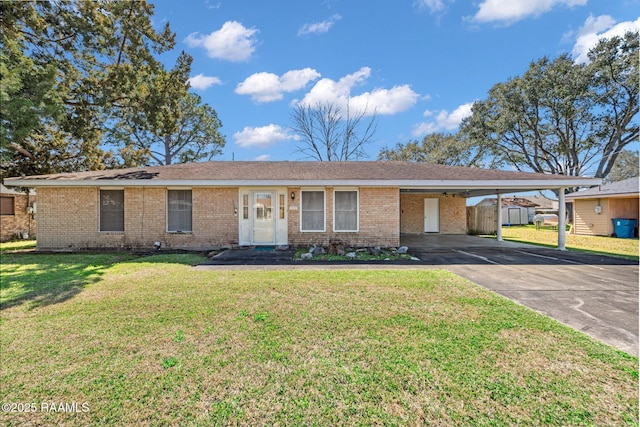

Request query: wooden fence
[{"left": 466, "top": 205, "right": 496, "bottom": 235}]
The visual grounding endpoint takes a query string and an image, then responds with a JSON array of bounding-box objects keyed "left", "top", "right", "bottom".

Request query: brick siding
[
  {"left": 0, "top": 194, "right": 36, "bottom": 241},
  {"left": 400, "top": 194, "right": 466, "bottom": 234},
  {"left": 36, "top": 187, "right": 238, "bottom": 251},
  {"left": 287, "top": 187, "right": 400, "bottom": 247},
  {"left": 35, "top": 186, "right": 470, "bottom": 251}
]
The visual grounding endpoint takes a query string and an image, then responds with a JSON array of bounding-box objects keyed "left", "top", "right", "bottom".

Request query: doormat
[{"left": 254, "top": 246, "right": 275, "bottom": 251}]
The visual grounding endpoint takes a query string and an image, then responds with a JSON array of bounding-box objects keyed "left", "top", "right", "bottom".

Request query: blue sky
[{"left": 151, "top": 0, "right": 639, "bottom": 163}]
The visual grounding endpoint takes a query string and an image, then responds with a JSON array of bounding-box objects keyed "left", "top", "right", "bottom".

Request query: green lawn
[
  {"left": 1, "top": 251, "right": 637, "bottom": 426},
  {"left": 0, "top": 239, "right": 36, "bottom": 253},
  {"left": 494, "top": 224, "right": 639, "bottom": 260}
]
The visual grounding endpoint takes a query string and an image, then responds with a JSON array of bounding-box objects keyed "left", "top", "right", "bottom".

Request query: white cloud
[
  {"left": 298, "top": 67, "right": 419, "bottom": 116},
  {"left": 412, "top": 102, "right": 473, "bottom": 136},
  {"left": 235, "top": 68, "right": 320, "bottom": 103},
  {"left": 351, "top": 85, "right": 420, "bottom": 115},
  {"left": 471, "top": 0, "right": 587, "bottom": 25},
  {"left": 254, "top": 154, "right": 271, "bottom": 161},
  {"left": 298, "top": 14, "right": 342, "bottom": 36},
  {"left": 233, "top": 124, "right": 297, "bottom": 148},
  {"left": 414, "top": 0, "right": 446, "bottom": 14},
  {"left": 188, "top": 73, "right": 222, "bottom": 91},
  {"left": 571, "top": 15, "right": 640, "bottom": 64},
  {"left": 184, "top": 21, "right": 258, "bottom": 62}
]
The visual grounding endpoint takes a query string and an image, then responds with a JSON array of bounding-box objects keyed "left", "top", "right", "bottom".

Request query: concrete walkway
[{"left": 195, "top": 236, "right": 639, "bottom": 356}]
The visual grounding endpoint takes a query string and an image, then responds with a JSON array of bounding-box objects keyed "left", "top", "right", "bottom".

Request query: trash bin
[{"left": 612, "top": 218, "right": 638, "bottom": 239}]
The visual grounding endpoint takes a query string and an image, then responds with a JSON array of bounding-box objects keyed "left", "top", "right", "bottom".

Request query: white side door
[{"left": 424, "top": 198, "right": 440, "bottom": 233}]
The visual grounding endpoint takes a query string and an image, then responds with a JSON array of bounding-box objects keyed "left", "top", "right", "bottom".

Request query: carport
[{"left": 401, "top": 177, "right": 600, "bottom": 250}]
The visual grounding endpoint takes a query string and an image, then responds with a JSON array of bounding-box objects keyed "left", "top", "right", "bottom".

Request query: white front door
[
  {"left": 424, "top": 198, "right": 440, "bottom": 233},
  {"left": 252, "top": 192, "right": 275, "bottom": 244}
]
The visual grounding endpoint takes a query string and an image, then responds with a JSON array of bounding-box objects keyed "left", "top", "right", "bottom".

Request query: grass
[
  {"left": 491, "top": 224, "right": 639, "bottom": 260},
  {"left": 0, "top": 239, "right": 36, "bottom": 253},
  {"left": 1, "top": 250, "right": 638, "bottom": 426}
]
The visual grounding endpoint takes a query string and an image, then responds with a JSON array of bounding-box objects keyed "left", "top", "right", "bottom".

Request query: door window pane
[{"left": 253, "top": 192, "right": 274, "bottom": 243}]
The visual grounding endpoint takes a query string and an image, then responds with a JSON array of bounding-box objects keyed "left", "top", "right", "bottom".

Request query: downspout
[
  {"left": 496, "top": 193, "right": 503, "bottom": 242},
  {"left": 558, "top": 188, "right": 566, "bottom": 251}
]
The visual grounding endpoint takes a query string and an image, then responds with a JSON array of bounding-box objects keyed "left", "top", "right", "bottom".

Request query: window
[
  {"left": 168, "top": 190, "right": 192, "bottom": 232},
  {"left": 100, "top": 190, "right": 124, "bottom": 232},
  {"left": 242, "top": 194, "right": 249, "bottom": 219},
  {"left": 334, "top": 190, "right": 358, "bottom": 231},
  {"left": 0, "top": 196, "right": 15, "bottom": 216},
  {"left": 279, "top": 194, "right": 285, "bottom": 219},
  {"left": 301, "top": 190, "right": 325, "bottom": 231}
]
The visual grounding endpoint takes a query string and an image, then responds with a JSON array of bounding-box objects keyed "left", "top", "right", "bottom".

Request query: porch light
[{"left": 291, "top": 191, "right": 296, "bottom": 200}]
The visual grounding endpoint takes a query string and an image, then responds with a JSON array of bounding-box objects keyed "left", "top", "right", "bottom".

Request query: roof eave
[
  {"left": 566, "top": 191, "right": 638, "bottom": 200},
  {"left": 4, "top": 177, "right": 602, "bottom": 190}
]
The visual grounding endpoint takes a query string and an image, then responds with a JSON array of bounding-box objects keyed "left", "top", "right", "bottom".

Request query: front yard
[{"left": 1, "top": 250, "right": 638, "bottom": 425}]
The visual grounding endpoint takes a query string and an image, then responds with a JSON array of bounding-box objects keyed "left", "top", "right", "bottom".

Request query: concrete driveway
[
  {"left": 411, "top": 246, "right": 639, "bottom": 356},
  {"left": 198, "top": 236, "right": 639, "bottom": 356}
]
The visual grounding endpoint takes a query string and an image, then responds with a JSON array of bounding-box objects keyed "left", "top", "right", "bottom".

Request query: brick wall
[
  {"left": 287, "top": 187, "right": 400, "bottom": 247},
  {"left": 400, "top": 194, "right": 466, "bottom": 234},
  {"left": 0, "top": 193, "right": 36, "bottom": 241},
  {"left": 36, "top": 187, "right": 238, "bottom": 251},
  {"left": 36, "top": 186, "right": 470, "bottom": 250}
]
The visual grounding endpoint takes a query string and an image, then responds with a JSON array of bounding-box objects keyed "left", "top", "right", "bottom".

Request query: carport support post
[
  {"left": 558, "top": 188, "right": 567, "bottom": 251},
  {"left": 496, "top": 193, "right": 503, "bottom": 242}
]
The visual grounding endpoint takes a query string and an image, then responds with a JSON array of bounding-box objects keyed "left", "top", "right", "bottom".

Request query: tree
[
  {"left": 107, "top": 91, "right": 225, "bottom": 166},
  {"left": 604, "top": 150, "right": 639, "bottom": 183},
  {"left": 378, "top": 132, "right": 496, "bottom": 167},
  {"left": 290, "top": 101, "right": 377, "bottom": 161},
  {"left": 587, "top": 31, "right": 639, "bottom": 178},
  {"left": 0, "top": 0, "right": 179, "bottom": 178},
  {"left": 460, "top": 31, "right": 638, "bottom": 191}
]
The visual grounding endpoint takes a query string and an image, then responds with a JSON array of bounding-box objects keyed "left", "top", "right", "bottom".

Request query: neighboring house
[
  {"left": 4, "top": 161, "right": 600, "bottom": 251},
  {"left": 565, "top": 177, "right": 639, "bottom": 237},
  {"left": 521, "top": 195, "right": 558, "bottom": 214},
  {"left": 0, "top": 184, "right": 36, "bottom": 242}
]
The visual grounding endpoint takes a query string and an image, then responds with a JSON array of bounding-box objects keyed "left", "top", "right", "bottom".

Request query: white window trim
[
  {"left": 166, "top": 188, "right": 193, "bottom": 233},
  {"left": 333, "top": 188, "right": 359, "bottom": 232},
  {"left": 300, "top": 188, "right": 326, "bottom": 232}
]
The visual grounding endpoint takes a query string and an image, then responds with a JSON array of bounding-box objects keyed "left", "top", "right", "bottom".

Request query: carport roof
[{"left": 4, "top": 161, "right": 601, "bottom": 198}]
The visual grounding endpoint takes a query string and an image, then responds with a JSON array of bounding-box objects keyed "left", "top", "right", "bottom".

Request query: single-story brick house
[
  {"left": 4, "top": 161, "right": 600, "bottom": 251},
  {"left": 0, "top": 184, "right": 36, "bottom": 242},
  {"left": 565, "top": 177, "right": 639, "bottom": 237}
]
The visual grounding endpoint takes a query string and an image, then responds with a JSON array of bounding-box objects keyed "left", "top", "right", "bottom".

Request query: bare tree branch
[{"left": 290, "top": 101, "right": 377, "bottom": 161}]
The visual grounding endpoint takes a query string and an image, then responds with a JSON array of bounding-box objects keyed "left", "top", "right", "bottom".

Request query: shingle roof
[
  {"left": 521, "top": 195, "right": 556, "bottom": 209},
  {"left": 565, "top": 177, "right": 639, "bottom": 199},
  {"left": 4, "top": 161, "right": 595, "bottom": 183},
  {"left": 4, "top": 161, "right": 602, "bottom": 198},
  {"left": 476, "top": 197, "right": 540, "bottom": 208}
]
